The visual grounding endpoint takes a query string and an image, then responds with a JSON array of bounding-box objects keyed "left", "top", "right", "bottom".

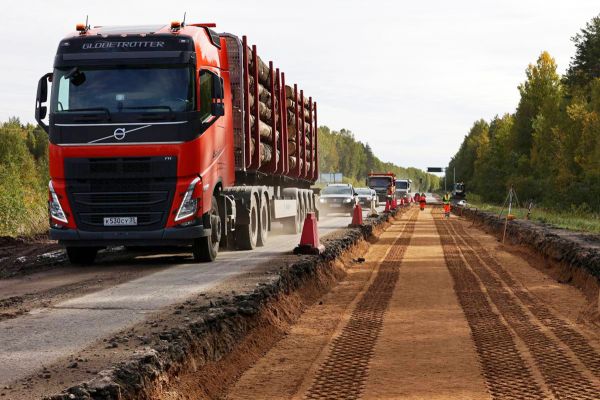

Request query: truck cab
[
  {"left": 395, "top": 179, "right": 412, "bottom": 200},
  {"left": 366, "top": 173, "right": 396, "bottom": 204}
]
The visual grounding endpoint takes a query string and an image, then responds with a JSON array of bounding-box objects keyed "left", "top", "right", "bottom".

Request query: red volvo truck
[{"left": 35, "top": 21, "right": 319, "bottom": 264}]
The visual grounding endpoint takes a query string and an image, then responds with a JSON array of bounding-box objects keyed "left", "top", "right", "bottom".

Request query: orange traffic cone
[
  {"left": 293, "top": 212, "right": 325, "bottom": 255},
  {"left": 384, "top": 199, "right": 391, "bottom": 212},
  {"left": 349, "top": 204, "right": 363, "bottom": 227},
  {"left": 391, "top": 198, "right": 397, "bottom": 210}
]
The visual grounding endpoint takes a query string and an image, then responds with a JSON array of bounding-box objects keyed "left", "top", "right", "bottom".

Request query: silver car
[
  {"left": 355, "top": 187, "right": 377, "bottom": 210},
  {"left": 319, "top": 184, "right": 359, "bottom": 215}
]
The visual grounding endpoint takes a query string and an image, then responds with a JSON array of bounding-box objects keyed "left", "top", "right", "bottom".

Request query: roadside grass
[{"left": 465, "top": 194, "right": 600, "bottom": 234}]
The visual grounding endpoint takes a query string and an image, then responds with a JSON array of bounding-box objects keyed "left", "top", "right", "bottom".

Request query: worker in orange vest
[
  {"left": 419, "top": 192, "right": 426, "bottom": 211},
  {"left": 442, "top": 192, "right": 451, "bottom": 218}
]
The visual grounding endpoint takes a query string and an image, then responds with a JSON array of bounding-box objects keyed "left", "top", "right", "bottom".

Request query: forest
[
  {"left": 318, "top": 126, "right": 440, "bottom": 191},
  {"left": 448, "top": 14, "right": 600, "bottom": 214}
]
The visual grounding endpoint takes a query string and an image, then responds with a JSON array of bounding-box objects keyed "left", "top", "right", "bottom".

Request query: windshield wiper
[
  {"left": 60, "top": 107, "right": 111, "bottom": 122},
  {"left": 121, "top": 105, "right": 173, "bottom": 112},
  {"left": 121, "top": 105, "right": 175, "bottom": 121}
]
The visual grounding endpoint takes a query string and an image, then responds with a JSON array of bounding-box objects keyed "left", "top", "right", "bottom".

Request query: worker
[
  {"left": 414, "top": 192, "right": 420, "bottom": 203},
  {"left": 442, "top": 192, "right": 451, "bottom": 219},
  {"left": 419, "top": 192, "right": 426, "bottom": 211}
]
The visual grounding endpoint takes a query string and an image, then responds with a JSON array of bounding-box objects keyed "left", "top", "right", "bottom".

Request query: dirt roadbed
[
  {"left": 16, "top": 209, "right": 398, "bottom": 400},
  {"left": 223, "top": 207, "right": 600, "bottom": 399}
]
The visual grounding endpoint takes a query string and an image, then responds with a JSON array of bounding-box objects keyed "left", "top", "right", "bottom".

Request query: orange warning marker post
[
  {"left": 293, "top": 212, "right": 325, "bottom": 255},
  {"left": 384, "top": 199, "right": 391, "bottom": 213},
  {"left": 349, "top": 204, "right": 363, "bottom": 227}
]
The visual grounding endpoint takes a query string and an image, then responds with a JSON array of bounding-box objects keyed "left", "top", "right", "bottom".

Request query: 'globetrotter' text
[{"left": 82, "top": 41, "right": 165, "bottom": 50}]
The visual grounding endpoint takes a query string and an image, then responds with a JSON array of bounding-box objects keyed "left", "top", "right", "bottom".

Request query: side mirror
[
  {"left": 35, "top": 72, "right": 52, "bottom": 133},
  {"left": 211, "top": 102, "right": 225, "bottom": 117},
  {"left": 212, "top": 75, "right": 224, "bottom": 100}
]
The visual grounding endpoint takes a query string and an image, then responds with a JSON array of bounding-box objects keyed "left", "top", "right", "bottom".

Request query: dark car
[
  {"left": 319, "top": 184, "right": 358, "bottom": 215},
  {"left": 355, "top": 187, "right": 377, "bottom": 210}
]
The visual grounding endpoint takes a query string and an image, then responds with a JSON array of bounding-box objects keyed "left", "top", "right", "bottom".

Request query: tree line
[
  {"left": 318, "top": 126, "right": 440, "bottom": 191},
  {"left": 448, "top": 14, "right": 600, "bottom": 213},
  {"left": 0, "top": 118, "right": 49, "bottom": 236}
]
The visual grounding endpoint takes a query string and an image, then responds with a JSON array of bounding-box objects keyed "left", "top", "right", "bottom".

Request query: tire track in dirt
[
  {"left": 451, "top": 221, "right": 600, "bottom": 379},
  {"left": 442, "top": 219, "right": 600, "bottom": 399},
  {"left": 303, "top": 209, "right": 418, "bottom": 400},
  {"left": 435, "top": 220, "right": 546, "bottom": 399}
]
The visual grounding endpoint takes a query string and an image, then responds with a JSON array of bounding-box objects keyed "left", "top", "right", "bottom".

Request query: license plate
[
  {"left": 330, "top": 204, "right": 341, "bottom": 208},
  {"left": 103, "top": 216, "right": 137, "bottom": 226}
]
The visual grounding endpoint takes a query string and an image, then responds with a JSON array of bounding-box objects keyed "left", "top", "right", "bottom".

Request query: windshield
[
  {"left": 51, "top": 66, "right": 194, "bottom": 114},
  {"left": 322, "top": 186, "right": 353, "bottom": 195},
  {"left": 367, "top": 177, "right": 392, "bottom": 187},
  {"left": 356, "top": 188, "right": 372, "bottom": 195},
  {"left": 396, "top": 181, "right": 409, "bottom": 190}
]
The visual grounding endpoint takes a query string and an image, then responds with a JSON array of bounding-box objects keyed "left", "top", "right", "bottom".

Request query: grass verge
[{"left": 465, "top": 194, "right": 600, "bottom": 234}]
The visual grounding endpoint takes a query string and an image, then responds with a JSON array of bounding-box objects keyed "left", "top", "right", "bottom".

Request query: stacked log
[
  {"left": 247, "top": 49, "right": 280, "bottom": 164},
  {"left": 284, "top": 84, "right": 315, "bottom": 172},
  {"left": 239, "top": 42, "right": 316, "bottom": 173}
]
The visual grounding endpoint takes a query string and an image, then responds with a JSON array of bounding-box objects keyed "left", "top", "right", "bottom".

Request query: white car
[{"left": 355, "top": 187, "right": 377, "bottom": 210}]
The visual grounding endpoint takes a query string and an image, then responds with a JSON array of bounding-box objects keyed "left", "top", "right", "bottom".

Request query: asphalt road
[{"left": 0, "top": 206, "right": 383, "bottom": 388}]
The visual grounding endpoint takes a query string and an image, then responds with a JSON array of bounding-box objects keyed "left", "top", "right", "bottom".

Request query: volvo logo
[{"left": 113, "top": 128, "right": 126, "bottom": 140}]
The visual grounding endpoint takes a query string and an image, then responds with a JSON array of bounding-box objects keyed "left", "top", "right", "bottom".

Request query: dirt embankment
[
  {"left": 456, "top": 207, "right": 600, "bottom": 321},
  {"left": 0, "top": 234, "right": 63, "bottom": 279},
  {"left": 44, "top": 208, "right": 402, "bottom": 400}
]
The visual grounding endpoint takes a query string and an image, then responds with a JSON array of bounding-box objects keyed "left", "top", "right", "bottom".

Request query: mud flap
[{"left": 218, "top": 194, "right": 236, "bottom": 249}]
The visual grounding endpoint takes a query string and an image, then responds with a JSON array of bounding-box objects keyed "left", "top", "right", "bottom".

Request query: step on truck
[{"left": 35, "top": 21, "right": 319, "bottom": 264}]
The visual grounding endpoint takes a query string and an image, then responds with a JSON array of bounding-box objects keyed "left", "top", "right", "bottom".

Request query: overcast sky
[{"left": 1, "top": 1, "right": 598, "bottom": 170}]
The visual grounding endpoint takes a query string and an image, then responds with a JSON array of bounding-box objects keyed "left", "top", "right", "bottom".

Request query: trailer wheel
[
  {"left": 193, "top": 196, "right": 220, "bottom": 262},
  {"left": 257, "top": 194, "right": 269, "bottom": 246},
  {"left": 66, "top": 247, "right": 98, "bottom": 265},
  {"left": 236, "top": 195, "right": 258, "bottom": 250}
]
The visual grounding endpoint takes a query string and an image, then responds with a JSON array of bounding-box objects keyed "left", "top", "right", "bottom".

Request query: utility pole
[{"left": 453, "top": 166, "right": 455, "bottom": 188}]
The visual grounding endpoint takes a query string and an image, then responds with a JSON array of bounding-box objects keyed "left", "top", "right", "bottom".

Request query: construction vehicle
[
  {"left": 366, "top": 172, "right": 396, "bottom": 204},
  {"left": 35, "top": 21, "right": 319, "bottom": 264},
  {"left": 395, "top": 178, "right": 412, "bottom": 200},
  {"left": 452, "top": 182, "right": 466, "bottom": 200}
]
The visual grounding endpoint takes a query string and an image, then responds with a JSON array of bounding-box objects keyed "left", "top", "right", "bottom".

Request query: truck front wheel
[
  {"left": 193, "top": 196, "right": 220, "bottom": 262},
  {"left": 66, "top": 247, "right": 98, "bottom": 265}
]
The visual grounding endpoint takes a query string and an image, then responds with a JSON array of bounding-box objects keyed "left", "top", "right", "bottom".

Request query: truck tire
[
  {"left": 66, "top": 247, "right": 98, "bottom": 265},
  {"left": 236, "top": 195, "right": 258, "bottom": 250},
  {"left": 257, "top": 194, "right": 269, "bottom": 246},
  {"left": 299, "top": 190, "right": 307, "bottom": 223},
  {"left": 192, "top": 196, "right": 220, "bottom": 262}
]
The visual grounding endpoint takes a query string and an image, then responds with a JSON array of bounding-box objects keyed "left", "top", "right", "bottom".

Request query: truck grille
[{"left": 64, "top": 157, "right": 177, "bottom": 232}]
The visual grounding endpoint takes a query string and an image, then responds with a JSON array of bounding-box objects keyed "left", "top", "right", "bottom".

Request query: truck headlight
[
  {"left": 319, "top": 198, "right": 326, "bottom": 203},
  {"left": 175, "top": 177, "right": 201, "bottom": 222},
  {"left": 343, "top": 198, "right": 352, "bottom": 203},
  {"left": 48, "top": 181, "right": 68, "bottom": 224}
]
